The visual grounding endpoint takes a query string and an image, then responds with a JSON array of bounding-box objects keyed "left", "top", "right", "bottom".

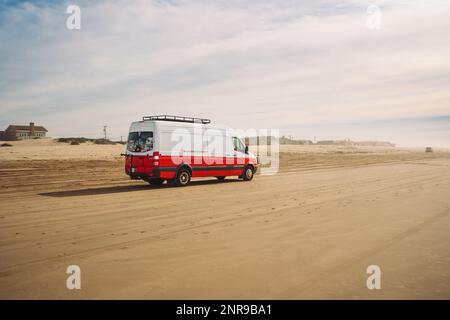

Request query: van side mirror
[{"left": 245, "top": 145, "right": 249, "bottom": 154}]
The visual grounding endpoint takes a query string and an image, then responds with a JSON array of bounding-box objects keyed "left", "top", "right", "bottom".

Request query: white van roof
[
  {"left": 142, "top": 115, "right": 211, "bottom": 124},
  {"left": 129, "top": 115, "right": 231, "bottom": 132}
]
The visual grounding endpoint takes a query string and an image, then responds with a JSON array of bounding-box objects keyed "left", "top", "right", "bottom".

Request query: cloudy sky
[{"left": 0, "top": 0, "right": 449, "bottom": 146}]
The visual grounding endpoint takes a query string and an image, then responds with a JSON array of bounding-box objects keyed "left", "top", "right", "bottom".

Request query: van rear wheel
[
  {"left": 175, "top": 169, "right": 191, "bottom": 187},
  {"left": 216, "top": 176, "right": 226, "bottom": 181}
]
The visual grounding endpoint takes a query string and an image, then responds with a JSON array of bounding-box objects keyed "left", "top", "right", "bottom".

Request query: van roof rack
[{"left": 142, "top": 115, "right": 211, "bottom": 124}]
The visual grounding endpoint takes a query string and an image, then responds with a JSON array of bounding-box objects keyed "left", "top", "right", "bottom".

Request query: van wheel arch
[{"left": 177, "top": 163, "right": 192, "bottom": 176}]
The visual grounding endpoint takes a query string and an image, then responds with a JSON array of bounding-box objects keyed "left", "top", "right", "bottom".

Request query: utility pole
[{"left": 103, "top": 125, "right": 107, "bottom": 140}]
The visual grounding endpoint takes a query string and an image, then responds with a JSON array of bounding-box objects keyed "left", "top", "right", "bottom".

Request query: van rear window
[{"left": 127, "top": 131, "right": 153, "bottom": 152}]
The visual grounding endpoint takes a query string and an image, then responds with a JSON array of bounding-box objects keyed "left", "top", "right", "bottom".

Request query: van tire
[
  {"left": 242, "top": 165, "right": 254, "bottom": 181},
  {"left": 175, "top": 168, "right": 191, "bottom": 187},
  {"left": 216, "top": 176, "right": 226, "bottom": 181}
]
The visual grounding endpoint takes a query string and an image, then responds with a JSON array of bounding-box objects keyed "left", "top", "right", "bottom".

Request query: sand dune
[{"left": 0, "top": 139, "right": 449, "bottom": 299}]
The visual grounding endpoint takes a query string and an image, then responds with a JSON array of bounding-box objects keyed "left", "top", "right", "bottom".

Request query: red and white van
[{"left": 124, "top": 115, "right": 258, "bottom": 186}]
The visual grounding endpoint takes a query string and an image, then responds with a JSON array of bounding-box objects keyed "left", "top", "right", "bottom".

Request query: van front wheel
[
  {"left": 242, "top": 165, "right": 254, "bottom": 181},
  {"left": 175, "top": 169, "right": 191, "bottom": 187}
]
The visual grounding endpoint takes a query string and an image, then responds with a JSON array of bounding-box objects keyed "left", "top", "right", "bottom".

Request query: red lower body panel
[{"left": 125, "top": 154, "right": 255, "bottom": 180}]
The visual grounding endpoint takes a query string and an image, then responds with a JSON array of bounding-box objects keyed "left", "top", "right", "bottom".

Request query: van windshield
[{"left": 127, "top": 131, "right": 153, "bottom": 152}]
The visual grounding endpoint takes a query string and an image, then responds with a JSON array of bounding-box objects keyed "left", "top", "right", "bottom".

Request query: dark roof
[{"left": 6, "top": 125, "right": 48, "bottom": 132}]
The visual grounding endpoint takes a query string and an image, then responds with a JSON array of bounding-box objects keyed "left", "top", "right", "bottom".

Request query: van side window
[{"left": 232, "top": 137, "right": 245, "bottom": 153}]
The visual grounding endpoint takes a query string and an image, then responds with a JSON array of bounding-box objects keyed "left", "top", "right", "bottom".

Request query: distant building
[{"left": 0, "top": 122, "right": 48, "bottom": 140}]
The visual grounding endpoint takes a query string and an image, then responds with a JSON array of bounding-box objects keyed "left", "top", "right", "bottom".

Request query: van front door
[{"left": 232, "top": 136, "right": 247, "bottom": 166}]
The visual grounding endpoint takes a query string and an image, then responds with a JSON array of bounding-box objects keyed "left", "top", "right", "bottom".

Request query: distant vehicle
[
  {"left": 425, "top": 147, "right": 433, "bottom": 153},
  {"left": 124, "top": 115, "right": 258, "bottom": 186}
]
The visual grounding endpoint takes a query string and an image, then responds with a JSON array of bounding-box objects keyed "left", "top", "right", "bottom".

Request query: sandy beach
[{"left": 1, "top": 139, "right": 449, "bottom": 299}]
